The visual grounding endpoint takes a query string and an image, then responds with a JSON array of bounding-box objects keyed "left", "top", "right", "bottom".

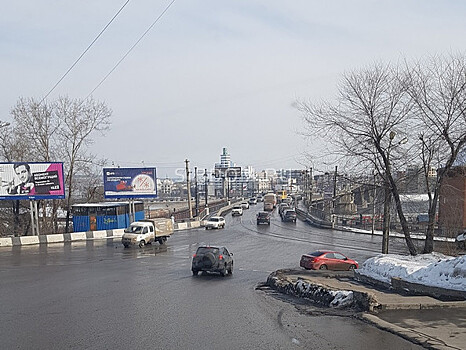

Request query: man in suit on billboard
[{"left": 7, "top": 162, "right": 35, "bottom": 194}]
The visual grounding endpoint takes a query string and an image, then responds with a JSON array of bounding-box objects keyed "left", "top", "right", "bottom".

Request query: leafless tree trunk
[
  {"left": 405, "top": 54, "right": 466, "bottom": 253},
  {"left": 296, "top": 62, "right": 418, "bottom": 255},
  {"left": 54, "top": 97, "right": 111, "bottom": 233}
]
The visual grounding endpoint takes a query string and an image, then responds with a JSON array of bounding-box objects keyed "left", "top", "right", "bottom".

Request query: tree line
[
  {"left": 296, "top": 53, "right": 466, "bottom": 255},
  {"left": 0, "top": 96, "right": 111, "bottom": 236}
]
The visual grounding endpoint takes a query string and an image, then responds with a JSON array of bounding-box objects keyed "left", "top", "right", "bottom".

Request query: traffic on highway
[{"left": 0, "top": 200, "right": 424, "bottom": 350}]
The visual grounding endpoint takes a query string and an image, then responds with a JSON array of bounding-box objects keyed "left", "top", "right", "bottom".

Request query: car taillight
[
  {"left": 193, "top": 254, "right": 196, "bottom": 258},
  {"left": 219, "top": 255, "right": 223, "bottom": 260}
]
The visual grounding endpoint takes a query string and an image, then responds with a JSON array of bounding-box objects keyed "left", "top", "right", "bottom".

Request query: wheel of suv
[
  {"left": 192, "top": 270, "right": 199, "bottom": 276},
  {"left": 228, "top": 263, "right": 233, "bottom": 275},
  {"left": 139, "top": 240, "right": 145, "bottom": 248}
]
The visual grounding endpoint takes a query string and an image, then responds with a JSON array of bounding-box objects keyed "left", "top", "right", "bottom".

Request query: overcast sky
[{"left": 2, "top": 1, "right": 466, "bottom": 178}]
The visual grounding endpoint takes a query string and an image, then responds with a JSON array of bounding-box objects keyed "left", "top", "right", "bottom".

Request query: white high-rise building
[{"left": 220, "top": 147, "right": 231, "bottom": 168}]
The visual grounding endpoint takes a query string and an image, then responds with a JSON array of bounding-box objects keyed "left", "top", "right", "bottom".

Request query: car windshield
[
  {"left": 125, "top": 226, "right": 143, "bottom": 233},
  {"left": 308, "top": 251, "right": 325, "bottom": 257},
  {"left": 196, "top": 247, "right": 219, "bottom": 255},
  {"left": 258, "top": 212, "right": 268, "bottom": 217},
  {"left": 233, "top": 206, "right": 241, "bottom": 209},
  {"left": 210, "top": 218, "right": 220, "bottom": 222}
]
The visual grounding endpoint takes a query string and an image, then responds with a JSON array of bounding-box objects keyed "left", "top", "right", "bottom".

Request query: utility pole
[
  {"left": 372, "top": 171, "right": 376, "bottom": 235},
  {"left": 194, "top": 166, "right": 199, "bottom": 217},
  {"left": 185, "top": 159, "right": 193, "bottom": 219},
  {"left": 204, "top": 169, "right": 208, "bottom": 208},
  {"left": 309, "top": 167, "right": 313, "bottom": 205},
  {"left": 332, "top": 166, "right": 337, "bottom": 227}
]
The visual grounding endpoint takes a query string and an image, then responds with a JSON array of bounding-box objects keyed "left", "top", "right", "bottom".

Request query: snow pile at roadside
[
  {"left": 358, "top": 253, "right": 466, "bottom": 292},
  {"left": 329, "top": 290, "right": 354, "bottom": 308}
]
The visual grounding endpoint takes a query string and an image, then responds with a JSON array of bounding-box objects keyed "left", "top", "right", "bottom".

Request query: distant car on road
[
  {"left": 248, "top": 197, "right": 258, "bottom": 204},
  {"left": 241, "top": 202, "right": 250, "bottom": 209},
  {"left": 281, "top": 209, "right": 296, "bottom": 223},
  {"left": 192, "top": 245, "right": 233, "bottom": 276},
  {"left": 204, "top": 216, "right": 226, "bottom": 229},
  {"left": 256, "top": 211, "right": 271, "bottom": 225},
  {"left": 300, "top": 250, "right": 358, "bottom": 271},
  {"left": 278, "top": 203, "right": 290, "bottom": 217},
  {"left": 231, "top": 206, "right": 243, "bottom": 216}
]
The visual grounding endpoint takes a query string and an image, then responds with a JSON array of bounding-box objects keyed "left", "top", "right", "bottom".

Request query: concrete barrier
[
  {"left": 70, "top": 232, "right": 87, "bottom": 241},
  {"left": 0, "top": 237, "right": 13, "bottom": 247},
  {"left": 46, "top": 234, "right": 65, "bottom": 244},
  {"left": 92, "top": 231, "right": 107, "bottom": 239},
  {"left": 19, "top": 236, "right": 40, "bottom": 245},
  {"left": 112, "top": 229, "right": 125, "bottom": 237}
]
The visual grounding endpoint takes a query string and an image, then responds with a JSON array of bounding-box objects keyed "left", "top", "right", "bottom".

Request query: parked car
[
  {"left": 256, "top": 211, "right": 271, "bottom": 225},
  {"left": 231, "top": 206, "right": 243, "bottom": 216},
  {"left": 241, "top": 202, "right": 250, "bottom": 209},
  {"left": 300, "top": 250, "right": 359, "bottom": 271},
  {"left": 281, "top": 209, "right": 297, "bottom": 223},
  {"left": 204, "top": 216, "right": 226, "bottom": 229},
  {"left": 248, "top": 197, "right": 258, "bottom": 204},
  {"left": 192, "top": 245, "right": 233, "bottom": 276}
]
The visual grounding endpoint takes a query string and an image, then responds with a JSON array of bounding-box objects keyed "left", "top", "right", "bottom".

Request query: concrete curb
[
  {"left": 0, "top": 229, "right": 125, "bottom": 247},
  {"left": 0, "top": 218, "right": 207, "bottom": 247},
  {"left": 267, "top": 269, "right": 466, "bottom": 311},
  {"left": 267, "top": 269, "right": 377, "bottom": 311},
  {"left": 358, "top": 313, "right": 449, "bottom": 350}
]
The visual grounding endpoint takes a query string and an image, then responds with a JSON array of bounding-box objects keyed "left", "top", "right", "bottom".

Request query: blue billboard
[{"left": 103, "top": 167, "right": 157, "bottom": 199}]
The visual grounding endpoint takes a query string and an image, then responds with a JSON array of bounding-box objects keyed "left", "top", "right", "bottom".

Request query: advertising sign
[
  {"left": 0, "top": 162, "right": 65, "bottom": 200},
  {"left": 103, "top": 167, "right": 157, "bottom": 199},
  {"left": 226, "top": 167, "right": 242, "bottom": 178},
  {"left": 214, "top": 167, "right": 242, "bottom": 178}
]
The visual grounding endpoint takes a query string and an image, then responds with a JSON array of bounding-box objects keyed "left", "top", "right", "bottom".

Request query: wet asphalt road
[{"left": 0, "top": 205, "right": 424, "bottom": 349}]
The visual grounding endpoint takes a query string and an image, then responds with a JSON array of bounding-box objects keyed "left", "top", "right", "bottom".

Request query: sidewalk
[{"left": 267, "top": 269, "right": 466, "bottom": 350}]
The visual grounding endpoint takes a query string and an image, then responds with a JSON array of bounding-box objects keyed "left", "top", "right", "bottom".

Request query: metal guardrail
[{"left": 295, "top": 208, "right": 333, "bottom": 229}]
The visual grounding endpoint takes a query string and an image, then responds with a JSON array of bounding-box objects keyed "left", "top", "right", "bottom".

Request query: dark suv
[
  {"left": 191, "top": 246, "right": 233, "bottom": 277},
  {"left": 282, "top": 209, "right": 297, "bottom": 223},
  {"left": 256, "top": 211, "right": 271, "bottom": 225}
]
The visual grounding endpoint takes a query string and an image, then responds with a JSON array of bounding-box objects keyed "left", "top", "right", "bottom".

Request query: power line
[
  {"left": 40, "top": 0, "right": 131, "bottom": 105},
  {"left": 86, "top": 0, "right": 176, "bottom": 99}
]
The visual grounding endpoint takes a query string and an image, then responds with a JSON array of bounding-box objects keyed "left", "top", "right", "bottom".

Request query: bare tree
[
  {"left": 0, "top": 96, "right": 111, "bottom": 236},
  {"left": 405, "top": 54, "right": 466, "bottom": 253},
  {"left": 54, "top": 96, "right": 111, "bottom": 232},
  {"left": 296, "top": 62, "right": 418, "bottom": 255}
]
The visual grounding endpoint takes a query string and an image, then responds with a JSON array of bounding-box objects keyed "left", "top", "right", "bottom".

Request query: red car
[{"left": 300, "top": 250, "right": 358, "bottom": 271}]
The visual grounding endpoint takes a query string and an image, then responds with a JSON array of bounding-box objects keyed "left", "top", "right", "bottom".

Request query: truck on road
[
  {"left": 122, "top": 218, "right": 174, "bottom": 248},
  {"left": 263, "top": 193, "right": 277, "bottom": 211}
]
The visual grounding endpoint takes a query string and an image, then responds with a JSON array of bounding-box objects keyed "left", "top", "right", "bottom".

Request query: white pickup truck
[{"left": 122, "top": 218, "right": 174, "bottom": 248}]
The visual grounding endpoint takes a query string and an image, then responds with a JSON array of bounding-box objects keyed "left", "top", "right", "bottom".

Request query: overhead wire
[
  {"left": 86, "top": 0, "right": 177, "bottom": 99},
  {"left": 40, "top": 0, "right": 131, "bottom": 105}
]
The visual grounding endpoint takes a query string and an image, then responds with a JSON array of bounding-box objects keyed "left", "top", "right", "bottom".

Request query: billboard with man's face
[
  {"left": 0, "top": 162, "right": 65, "bottom": 200},
  {"left": 103, "top": 167, "right": 157, "bottom": 199}
]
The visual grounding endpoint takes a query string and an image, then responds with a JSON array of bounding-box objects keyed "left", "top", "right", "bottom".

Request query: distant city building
[{"left": 157, "top": 178, "right": 174, "bottom": 195}]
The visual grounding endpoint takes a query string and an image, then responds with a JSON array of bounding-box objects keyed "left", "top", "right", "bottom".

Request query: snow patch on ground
[
  {"left": 329, "top": 290, "right": 354, "bottom": 308},
  {"left": 358, "top": 253, "right": 466, "bottom": 292}
]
